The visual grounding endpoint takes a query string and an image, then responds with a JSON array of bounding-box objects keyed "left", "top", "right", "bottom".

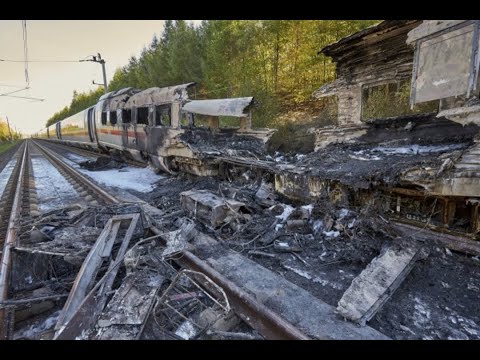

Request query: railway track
[
  {"left": 0, "top": 139, "right": 309, "bottom": 340},
  {"left": 37, "top": 140, "right": 147, "bottom": 169},
  {"left": 0, "top": 142, "right": 28, "bottom": 339}
]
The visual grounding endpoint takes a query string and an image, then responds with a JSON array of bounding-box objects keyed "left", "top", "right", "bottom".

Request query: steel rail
[
  {"left": 150, "top": 226, "right": 310, "bottom": 340},
  {"left": 32, "top": 140, "right": 119, "bottom": 205},
  {"left": 0, "top": 142, "right": 28, "bottom": 339},
  {"left": 37, "top": 139, "right": 147, "bottom": 169}
]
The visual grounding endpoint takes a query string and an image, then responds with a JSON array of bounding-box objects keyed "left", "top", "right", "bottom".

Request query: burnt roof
[{"left": 320, "top": 20, "right": 420, "bottom": 58}]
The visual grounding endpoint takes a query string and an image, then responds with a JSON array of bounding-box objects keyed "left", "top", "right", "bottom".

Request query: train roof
[
  {"left": 124, "top": 82, "right": 196, "bottom": 108},
  {"left": 98, "top": 87, "right": 140, "bottom": 102},
  {"left": 99, "top": 87, "right": 141, "bottom": 111},
  {"left": 182, "top": 97, "right": 255, "bottom": 117}
]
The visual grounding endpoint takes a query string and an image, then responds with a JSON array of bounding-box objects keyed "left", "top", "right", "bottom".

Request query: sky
[{"left": 0, "top": 20, "right": 171, "bottom": 135}]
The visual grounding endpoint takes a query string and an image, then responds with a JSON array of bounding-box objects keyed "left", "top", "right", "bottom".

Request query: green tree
[{"left": 47, "top": 20, "right": 381, "bottom": 129}]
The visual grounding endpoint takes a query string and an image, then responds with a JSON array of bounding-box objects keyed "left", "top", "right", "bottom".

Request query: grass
[{"left": 0, "top": 140, "right": 20, "bottom": 155}]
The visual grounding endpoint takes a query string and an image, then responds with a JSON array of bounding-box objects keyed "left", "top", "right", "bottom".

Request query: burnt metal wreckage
[
  {"left": 33, "top": 83, "right": 274, "bottom": 176},
  {"left": 1, "top": 20, "right": 480, "bottom": 340}
]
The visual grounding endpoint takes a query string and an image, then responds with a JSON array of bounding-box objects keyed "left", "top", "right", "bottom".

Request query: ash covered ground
[
  {"left": 16, "top": 117, "right": 480, "bottom": 340},
  {"left": 286, "top": 115, "right": 479, "bottom": 189},
  {"left": 129, "top": 170, "right": 480, "bottom": 340}
]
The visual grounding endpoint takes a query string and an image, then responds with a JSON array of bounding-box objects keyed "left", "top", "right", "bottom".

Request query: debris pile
[
  {"left": 8, "top": 202, "right": 259, "bottom": 340},
  {"left": 79, "top": 156, "right": 127, "bottom": 171}
]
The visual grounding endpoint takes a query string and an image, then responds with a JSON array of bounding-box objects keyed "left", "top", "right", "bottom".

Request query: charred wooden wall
[{"left": 318, "top": 20, "right": 422, "bottom": 126}]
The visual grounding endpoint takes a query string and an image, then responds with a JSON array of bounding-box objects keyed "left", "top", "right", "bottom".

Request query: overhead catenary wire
[
  {"left": 0, "top": 83, "right": 26, "bottom": 88},
  {"left": 0, "top": 21, "right": 44, "bottom": 102},
  {"left": 0, "top": 59, "right": 83, "bottom": 63},
  {"left": 22, "top": 20, "right": 29, "bottom": 86},
  {"left": 0, "top": 94, "right": 44, "bottom": 101},
  {"left": 0, "top": 87, "right": 29, "bottom": 97}
]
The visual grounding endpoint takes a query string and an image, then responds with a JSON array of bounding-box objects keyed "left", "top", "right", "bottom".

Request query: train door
[
  {"left": 56, "top": 122, "right": 62, "bottom": 139},
  {"left": 120, "top": 109, "right": 131, "bottom": 149},
  {"left": 146, "top": 104, "right": 171, "bottom": 155},
  {"left": 134, "top": 106, "right": 149, "bottom": 153},
  {"left": 87, "top": 107, "right": 97, "bottom": 143}
]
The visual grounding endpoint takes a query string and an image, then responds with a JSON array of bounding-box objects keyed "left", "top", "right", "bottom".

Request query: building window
[{"left": 361, "top": 80, "right": 438, "bottom": 121}]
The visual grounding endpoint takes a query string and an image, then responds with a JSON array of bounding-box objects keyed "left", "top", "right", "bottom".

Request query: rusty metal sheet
[
  {"left": 182, "top": 97, "right": 254, "bottom": 117},
  {"left": 124, "top": 83, "right": 195, "bottom": 108}
]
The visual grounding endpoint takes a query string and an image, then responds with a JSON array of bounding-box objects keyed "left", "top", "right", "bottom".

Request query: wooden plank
[
  {"left": 454, "top": 165, "right": 480, "bottom": 171},
  {"left": 337, "top": 245, "right": 424, "bottom": 325},
  {"left": 392, "top": 221, "right": 480, "bottom": 256},
  {"left": 385, "top": 187, "right": 426, "bottom": 197}
]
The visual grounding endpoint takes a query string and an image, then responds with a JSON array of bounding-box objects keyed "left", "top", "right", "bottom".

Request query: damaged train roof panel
[
  {"left": 99, "top": 87, "right": 139, "bottom": 101},
  {"left": 101, "top": 88, "right": 141, "bottom": 111},
  {"left": 124, "top": 82, "right": 196, "bottom": 108},
  {"left": 182, "top": 97, "right": 255, "bottom": 117}
]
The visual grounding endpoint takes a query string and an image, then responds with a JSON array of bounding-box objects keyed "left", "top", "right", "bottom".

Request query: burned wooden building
[
  {"left": 314, "top": 20, "right": 422, "bottom": 127},
  {"left": 274, "top": 20, "right": 480, "bottom": 254}
]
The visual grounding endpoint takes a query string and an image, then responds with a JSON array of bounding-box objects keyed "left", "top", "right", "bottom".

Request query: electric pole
[
  {"left": 80, "top": 53, "right": 108, "bottom": 94},
  {"left": 6, "top": 116, "right": 13, "bottom": 143}
]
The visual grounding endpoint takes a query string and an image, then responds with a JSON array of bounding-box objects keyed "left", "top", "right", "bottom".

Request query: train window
[
  {"left": 122, "top": 109, "right": 132, "bottom": 123},
  {"left": 155, "top": 105, "right": 171, "bottom": 126},
  {"left": 110, "top": 111, "right": 117, "bottom": 125},
  {"left": 101, "top": 112, "right": 107, "bottom": 125},
  {"left": 137, "top": 107, "right": 149, "bottom": 125}
]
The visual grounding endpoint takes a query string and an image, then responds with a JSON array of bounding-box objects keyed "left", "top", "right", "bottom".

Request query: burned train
[{"left": 34, "top": 83, "right": 274, "bottom": 175}]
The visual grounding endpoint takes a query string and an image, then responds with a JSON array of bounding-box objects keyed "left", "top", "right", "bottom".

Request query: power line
[
  {"left": 0, "top": 87, "right": 29, "bottom": 97},
  {"left": 0, "top": 83, "right": 25, "bottom": 88},
  {"left": 0, "top": 59, "right": 82, "bottom": 63},
  {"left": 0, "top": 94, "right": 44, "bottom": 101}
]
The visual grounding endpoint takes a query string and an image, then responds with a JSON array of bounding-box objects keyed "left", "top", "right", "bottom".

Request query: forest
[
  {"left": 45, "top": 20, "right": 379, "bottom": 129},
  {"left": 0, "top": 118, "right": 22, "bottom": 142}
]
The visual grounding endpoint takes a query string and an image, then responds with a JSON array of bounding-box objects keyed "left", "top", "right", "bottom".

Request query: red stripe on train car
[
  {"left": 98, "top": 129, "right": 146, "bottom": 139},
  {"left": 62, "top": 131, "right": 89, "bottom": 136}
]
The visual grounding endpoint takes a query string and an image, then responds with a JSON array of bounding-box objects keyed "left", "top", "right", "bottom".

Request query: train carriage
[{"left": 36, "top": 82, "right": 273, "bottom": 175}]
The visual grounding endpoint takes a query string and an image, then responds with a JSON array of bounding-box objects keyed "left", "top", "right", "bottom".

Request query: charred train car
[{"left": 35, "top": 83, "right": 274, "bottom": 175}]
